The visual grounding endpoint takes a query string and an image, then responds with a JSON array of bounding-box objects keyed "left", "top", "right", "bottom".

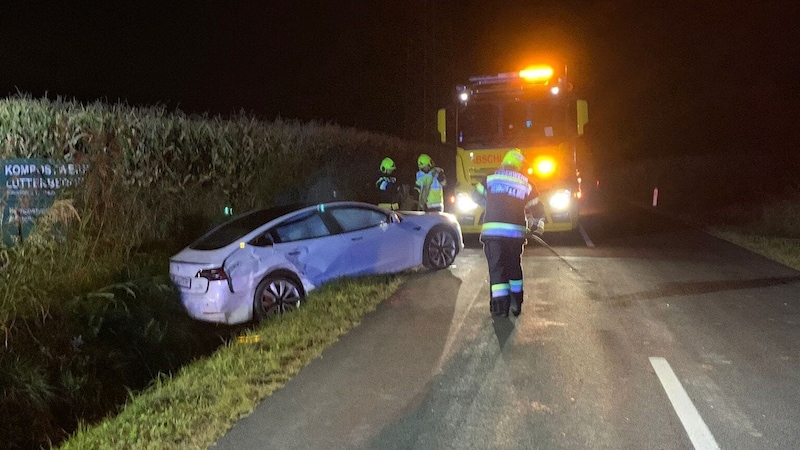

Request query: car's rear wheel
[
  {"left": 253, "top": 274, "right": 303, "bottom": 321},
  {"left": 422, "top": 226, "right": 458, "bottom": 270}
]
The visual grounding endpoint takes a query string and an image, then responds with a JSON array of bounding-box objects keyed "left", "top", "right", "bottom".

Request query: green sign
[{"left": 0, "top": 159, "right": 88, "bottom": 245}]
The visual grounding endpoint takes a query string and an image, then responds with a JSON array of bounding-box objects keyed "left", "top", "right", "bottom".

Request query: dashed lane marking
[
  {"left": 578, "top": 223, "right": 595, "bottom": 247},
  {"left": 650, "top": 357, "right": 720, "bottom": 450}
]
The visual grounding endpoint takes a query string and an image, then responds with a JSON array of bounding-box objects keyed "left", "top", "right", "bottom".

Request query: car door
[
  {"left": 223, "top": 244, "right": 262, "bottom": 297},
  {"left": 268, "top": 210, "right": 349, "bottom": 286},
  {"left": 326, "top": 205, "right": 414, "bottom": 276}
]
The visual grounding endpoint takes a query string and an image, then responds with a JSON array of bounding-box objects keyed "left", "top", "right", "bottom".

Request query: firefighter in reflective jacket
[
  {"left": 475, "top": 149, "right": 544, "bottom": 317},
  {"left": 376, "top": 157, "right": 400, "bottom": 210},
  {"left": 415, "top": 154, "right": 446, "bottom": 212}
]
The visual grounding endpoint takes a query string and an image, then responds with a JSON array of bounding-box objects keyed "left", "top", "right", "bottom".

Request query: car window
[
  {"left": 249, "top": 231, "right": 275, "bottom": 247},
  {"left": 189, "top": 204, "right": 300, "bottom": 250},
  {"left": 274, "top": 212, "right": 331, "bottom": 242},
  {"left": 329, "top": 207, "right": 388, "bottom": 232}
]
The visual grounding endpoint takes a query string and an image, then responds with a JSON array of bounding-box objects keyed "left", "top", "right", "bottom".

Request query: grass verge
[
  {"left": 706, "top": 230, "right": 800, "bottom": 271},
  {"left": 59, "top": 273, "right": 407, "bottom": 450},
  {"left": 703, "top": 193, "right": 800, "bottom": 271}
]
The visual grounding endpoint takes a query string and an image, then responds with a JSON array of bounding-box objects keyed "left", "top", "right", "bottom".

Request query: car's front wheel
[
  {"left": 253, "top": 274, "right": 303, "bottom": 321},
  {"left": 422, "top": 226, "right": 458, "bottom": 270}
]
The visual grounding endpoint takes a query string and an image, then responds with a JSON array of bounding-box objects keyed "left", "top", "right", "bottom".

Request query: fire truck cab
[{"left": 437, "top": 64, "right": 589, "bottom": 235}]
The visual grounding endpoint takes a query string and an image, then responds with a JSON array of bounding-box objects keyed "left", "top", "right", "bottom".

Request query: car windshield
[
  {"left": 458, "top": 100, "right": 568, "bottom": 149},
  {"left": 190, "top": 204, "right": 302, "bottom": 250},
  {"left": 329, "top": 206, "right": 389, "bottom": 232}
]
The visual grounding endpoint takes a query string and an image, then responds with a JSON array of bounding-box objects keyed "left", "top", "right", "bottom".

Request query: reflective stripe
[
  {"left": 509, "top": 279, "right": 523, "bottom": 293},
  {"left": 487, "top": 173, "right": 527, "bottom": 185},
  {"left": 485, "top": 173, "right": 531, "bottom": 201},
  {"left": 481, "top": 222, "right": 526, "bottom": 239},
  {"left": 491, "top": 283, "right": 510, "bottom": 298},
  {"left": 476, "top": 183, "right": 486, "bottom": 195}
]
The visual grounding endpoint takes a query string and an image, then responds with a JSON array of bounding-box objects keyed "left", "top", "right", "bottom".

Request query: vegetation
[
  {"left": 0, "top": 95, "right": 440, "bottom": 449},
  {"left": 704, "top": 191, "right": 800, "bottom": 271}
]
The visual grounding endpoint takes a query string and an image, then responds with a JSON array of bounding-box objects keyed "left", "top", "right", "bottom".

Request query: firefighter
[
  {"left": 476, "top": 149, "right": 544, "bottom": 317},
  {"left": 414, "top": 153, "right": 446, "bottom": 212},
  {"left": 376, "top": 157, "right": 400, "bottom": 210}
]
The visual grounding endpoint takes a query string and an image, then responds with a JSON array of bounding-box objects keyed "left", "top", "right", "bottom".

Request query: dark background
[{"left": 1, "top": 1, "right": 798, "bottom": 166}]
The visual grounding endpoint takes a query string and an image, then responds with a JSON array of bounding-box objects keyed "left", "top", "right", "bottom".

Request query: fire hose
[{"left": 527, "top": 232, "right": 581, "bottom": 273}]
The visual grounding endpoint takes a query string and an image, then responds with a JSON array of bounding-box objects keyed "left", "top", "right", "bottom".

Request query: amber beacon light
[{"left": 519, "top": 65, "right": 554, "bottom": 83}]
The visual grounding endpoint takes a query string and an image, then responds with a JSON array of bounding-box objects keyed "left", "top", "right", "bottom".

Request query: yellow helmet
[
  {"left": 417, "top": 153, "right": 432, "bottom": 169},
  {"left": 380, "top": 157, "right": 396, "bottom": 174},
  {"left": 501, "top": 149, "right": 524, "bottom": 170}
]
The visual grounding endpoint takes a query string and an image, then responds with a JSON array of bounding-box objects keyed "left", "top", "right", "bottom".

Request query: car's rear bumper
[{"left": 177, "top": 281, "right": 252, "bottom": 325}]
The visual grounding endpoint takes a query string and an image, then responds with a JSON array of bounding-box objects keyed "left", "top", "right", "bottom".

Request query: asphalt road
[{"left": 211, "top": 195, "right": 800, "bottom": 450}]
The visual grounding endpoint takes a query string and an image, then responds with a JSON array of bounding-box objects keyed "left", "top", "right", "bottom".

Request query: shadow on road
[{"left": 492, "top": 315, "right": 516, "bottom": 348}]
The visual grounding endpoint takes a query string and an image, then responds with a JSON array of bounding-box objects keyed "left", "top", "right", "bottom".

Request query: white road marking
[
  {"left": 578, "top": 223, "right": 595, "bottom": 247},
  {"left": 650, "top": 357, "right": 720, "bottom": 450}
]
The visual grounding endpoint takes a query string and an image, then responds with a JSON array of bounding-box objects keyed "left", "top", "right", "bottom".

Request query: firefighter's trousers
[{"left": 482, "top": 237, "right": 525, "bottom": 315}]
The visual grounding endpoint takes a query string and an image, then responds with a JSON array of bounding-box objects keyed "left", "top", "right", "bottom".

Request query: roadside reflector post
[{"left": 652, "top": 187, "right": 659, "bottom": 207}]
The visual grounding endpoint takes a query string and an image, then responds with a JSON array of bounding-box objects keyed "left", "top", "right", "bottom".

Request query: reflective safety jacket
[
  {"left": 477, "top": 169, "right": 542, "bottom": 239},
  {"left": 415, "top": 168, "right": 445, "bottom": 210}
]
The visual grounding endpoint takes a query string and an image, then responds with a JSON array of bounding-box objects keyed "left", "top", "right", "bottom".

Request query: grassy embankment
[{"left": 60, "top": 274, "right": 407, "bottom": 450}]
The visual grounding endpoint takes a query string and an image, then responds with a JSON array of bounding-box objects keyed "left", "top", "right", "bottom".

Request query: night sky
[{"left": 2, "top": 1, "right": 799, "bottom": 163}]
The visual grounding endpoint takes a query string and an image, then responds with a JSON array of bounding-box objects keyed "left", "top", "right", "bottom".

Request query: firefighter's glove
[
  {"left": 531, "top": 218, "right": 545, "bottom": 237},
  {"left": 432, "top": 170, "right": 446, "bottom": 188},
  {"left": 377, "top": 176, "right": 395, "bottom": 190}
]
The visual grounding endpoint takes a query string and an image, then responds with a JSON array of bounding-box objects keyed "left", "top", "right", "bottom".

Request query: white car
[{"left": 169, "top": 201, "right": 464, "bottom": 324}]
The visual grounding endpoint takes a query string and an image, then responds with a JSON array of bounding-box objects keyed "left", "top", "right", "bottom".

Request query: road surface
[{"left": 212, "top": 196, "right": 800, "bottom": 450}]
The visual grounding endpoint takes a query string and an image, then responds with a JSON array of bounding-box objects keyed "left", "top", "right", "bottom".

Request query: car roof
[{"left": 188, "top": 201, "right": 390, "bottom": 250}]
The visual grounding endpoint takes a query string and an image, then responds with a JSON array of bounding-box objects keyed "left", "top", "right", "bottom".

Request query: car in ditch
[{"left": 169, "top": 201, "right": 464, "bottom": 324}]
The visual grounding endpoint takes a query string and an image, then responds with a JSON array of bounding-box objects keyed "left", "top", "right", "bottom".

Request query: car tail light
[{"left": 197, "top": 267, "right": 228, "bottom": 281}]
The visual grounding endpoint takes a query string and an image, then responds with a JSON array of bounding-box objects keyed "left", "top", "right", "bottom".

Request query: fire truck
[{"left": 436, "top": 64, "right": 589, "bottom": 235}]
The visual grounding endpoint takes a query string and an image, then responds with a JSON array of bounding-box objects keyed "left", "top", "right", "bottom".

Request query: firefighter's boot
[
  {"left": 510, "top": 292, "right": 524, "bottom": 317},
  {"left": 490, "top": 296, "right": 510, "bottom": 317}
]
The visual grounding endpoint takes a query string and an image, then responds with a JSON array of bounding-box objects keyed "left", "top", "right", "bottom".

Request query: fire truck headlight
[
  {"left": 456, "top": 193, "right": 479, "bottom": 213},
  {"left": 549, "top": 190, "right": 571, "bottom": 211}
]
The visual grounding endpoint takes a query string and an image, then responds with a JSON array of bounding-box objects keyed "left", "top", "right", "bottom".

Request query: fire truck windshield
[{"left": 457, "top": 100, "right": 568, "bottom": 149}]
